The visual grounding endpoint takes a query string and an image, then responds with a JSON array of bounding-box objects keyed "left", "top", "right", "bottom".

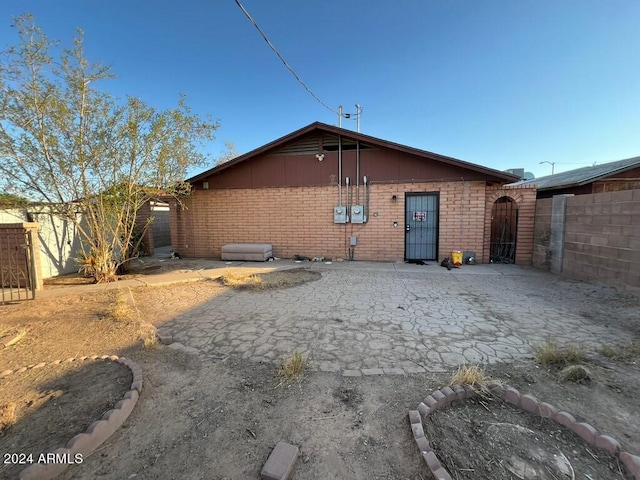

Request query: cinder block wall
[
  {"left": 532, "top": 198, "right": 553, "bottom": 269},
  {"left": 170, "top": 181, "right": 494, "bottom": 262},
  {"left": 562, "top": 189, "right": 640, "bottom": 288}
]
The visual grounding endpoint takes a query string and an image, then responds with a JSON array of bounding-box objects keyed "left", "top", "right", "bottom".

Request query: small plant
[
  {"left": 274, "top": 278, "right": 293, "bottom": 288},
  {"left": 449, "top": 364, "right": 489, "bottom": 388},
  {"left": 535, "top": 341, "right": 585, "bottom": 367},
  {"left": 599, "top": 341, "right": 640, "bottom": 361},
  {"left": 599, "top": 344, "right": 618, "bottom": 359},
  {"left": 279, "top": 351, "right": 306, "bottom": 385},
  {"left": 142, "top": 332, "right": 157, "bottom": 349},
  {"left": 0, "top": 402, "right": 17, "bottom": 431},
  {"left": 76, "top": 251, "right": 96, "bottom": 277},
  {"left": 563, "top": 345, "right": 586, "bottom": 364},
  {"left": 629, "top": 341, "right": 640, "bottom": 356},
  {"left": 108, "top": 291, "right": 136, "bottom": 322},
  {"left": 220, "top": 269, "right": 264, "bottom": 289},
  {"left": 535, "top": 341, "right": 563, "bottom": 366},
  {"left": 560, "top": 365, "right": 591, "bottom": 384}
]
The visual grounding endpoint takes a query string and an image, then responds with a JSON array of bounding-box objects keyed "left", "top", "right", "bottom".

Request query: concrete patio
[{"left": 151, "top": 261, "right": 638, "bottom": 374}]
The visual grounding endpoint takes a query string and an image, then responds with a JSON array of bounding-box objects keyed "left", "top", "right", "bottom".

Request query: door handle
[{"left": 405, "top": 224, "right": 410, "bottom": 231}]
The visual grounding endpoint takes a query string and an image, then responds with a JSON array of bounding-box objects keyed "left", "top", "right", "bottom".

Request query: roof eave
[
  {"left": 188, "top": 122, "right": 519, "bottom": 184},
  {"left": 187, "top": 122, "right": 323, "bottom": 183}
]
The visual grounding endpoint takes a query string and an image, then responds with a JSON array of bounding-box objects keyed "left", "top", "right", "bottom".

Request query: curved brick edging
[
  {"left": 0, "top": 355, "right": 142, "bottom": 480},
  {"left": 408, "top": 384, "right": 640, "bottom": 480}
]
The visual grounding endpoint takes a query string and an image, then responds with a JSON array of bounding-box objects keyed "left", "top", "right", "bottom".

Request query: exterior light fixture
[{"left": 392, "top": 195, "right": 397, "bottom": 202}]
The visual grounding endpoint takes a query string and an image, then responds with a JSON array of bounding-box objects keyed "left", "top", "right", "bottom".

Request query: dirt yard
[{"left": 1, "top": 269, "right": 639, "bottom": 479}]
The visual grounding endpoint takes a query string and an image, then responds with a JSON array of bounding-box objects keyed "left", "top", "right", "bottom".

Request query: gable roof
[
  {"left": 188, "top": 122, "right": 518, "bottom": 183},
  {"left": 511, "top": 156, "right": 640, "bottom": 191}
]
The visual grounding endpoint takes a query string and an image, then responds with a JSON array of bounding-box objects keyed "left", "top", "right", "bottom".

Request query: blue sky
[{"left": 2, "top": 1, "right": 639, "bottom": 178}]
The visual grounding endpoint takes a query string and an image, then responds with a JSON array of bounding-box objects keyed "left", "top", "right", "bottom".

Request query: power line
[{"left": 234, "top": 0, "right": 339, "bottom": 115}]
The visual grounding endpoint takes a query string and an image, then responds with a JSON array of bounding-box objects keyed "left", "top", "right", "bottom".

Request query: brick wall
[
  {"left": 532, "top": 198, "right": 553, "bottom": 269},
  {"left": 170, "top": 181, "right": 499, "bottom": 262},
  {"left": 484, "top": 185, "right": 537, "bottom": 265},
  {"left": 562, "top": 189, "right": 640, "bottom": 288}
]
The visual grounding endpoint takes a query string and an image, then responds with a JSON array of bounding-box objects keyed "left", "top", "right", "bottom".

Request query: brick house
[
  {"left": 519, "top": 158, "right": 640, "bottom": 289},
  {"left": 170, "top": 122, "right": 536, "bottom": 264},
  {"left": 514, "top": 156, "right": 640, "bottom": 198}
]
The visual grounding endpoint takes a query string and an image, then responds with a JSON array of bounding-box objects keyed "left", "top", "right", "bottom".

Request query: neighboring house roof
[
  {"left": 188, "top": 122, "right": 519, "bottom": 183},
  {"left": 511, "top": 156, "right": 640, "bottom": 191}
]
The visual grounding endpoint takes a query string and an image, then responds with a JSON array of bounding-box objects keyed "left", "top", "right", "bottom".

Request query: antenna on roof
[{"left": 337, "top": 104, "right": 363, "bottom": 131}]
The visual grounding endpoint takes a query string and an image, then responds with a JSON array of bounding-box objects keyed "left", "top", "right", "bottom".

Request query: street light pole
[{"left": 539, "top": 161, "right": 555, "bottom": 174}]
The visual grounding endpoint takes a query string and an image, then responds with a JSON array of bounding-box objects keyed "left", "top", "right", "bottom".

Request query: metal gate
[
  {"left": 405, "top": 193, "right": 439, "bottom": 261},
  {"left": 490, "top": 196, "right": 518, "bottom": 263},
  {"left": 0, "top": 228, "right": 37, "bottom": 303}
]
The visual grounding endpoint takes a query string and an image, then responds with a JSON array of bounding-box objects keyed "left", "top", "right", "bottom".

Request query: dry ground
[{"left": 1, "top": 271, "right": 639, "bottom": 479}]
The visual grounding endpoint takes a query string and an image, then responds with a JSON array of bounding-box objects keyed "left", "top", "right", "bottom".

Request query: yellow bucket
[{"left": 451, "top": 251, "right": 463, "bottom": 266}]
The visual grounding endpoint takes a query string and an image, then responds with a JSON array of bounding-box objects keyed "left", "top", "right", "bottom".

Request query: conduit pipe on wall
[
  {"left": 356, "top": 140, "right": 360, "bottom": 205},
  {"left": 338, "top": 135, "right": 343, "bottom": 206},
  {"left": 363, "top": 175, "right": 370, "bottom": 222},
  {"left": 345, "top": 177, "right": 351, "bottom": 216}
]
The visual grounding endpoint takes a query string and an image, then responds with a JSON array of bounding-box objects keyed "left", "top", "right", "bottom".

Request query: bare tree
[
  {"left": 215, "top": 140, "right": 239, "bottom": 166},
  {"left": 0, "top": 14, "right": 219, "bottom": 281}
]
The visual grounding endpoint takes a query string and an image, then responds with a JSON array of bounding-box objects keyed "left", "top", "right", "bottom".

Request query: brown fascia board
[{"left": 187, "top": 122, "right": 519, "bottom": 183}]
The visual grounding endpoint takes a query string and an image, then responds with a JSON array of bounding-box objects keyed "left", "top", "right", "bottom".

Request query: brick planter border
[
  {"left": 408, "top": 384, "right": 640, "bottom": 480},
  {"left": 1, "top": 355, "right": 142, "bottom": 480}
]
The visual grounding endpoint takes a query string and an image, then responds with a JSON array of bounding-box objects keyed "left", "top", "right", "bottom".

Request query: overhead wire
[{"left": 234, "top": 0, "right": 341, "bottom": 116}]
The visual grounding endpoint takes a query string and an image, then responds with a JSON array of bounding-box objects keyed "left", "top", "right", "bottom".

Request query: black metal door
[
  {"left": 405, "top": 193, "right": 439, "bottom": 261},
  {"left": 0, "top": 229, "right": 36, "bottom": 303},
  {"left": 490, "top": 196, "right": 518, "bottom": 263}
]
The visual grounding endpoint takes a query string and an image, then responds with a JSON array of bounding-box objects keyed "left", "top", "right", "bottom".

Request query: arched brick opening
[
  {"left": 490, "top": 196, "right": 519, "bottom": 263},
  {"left": 483, "top": 187, "right": 536, "bottom": 265}
]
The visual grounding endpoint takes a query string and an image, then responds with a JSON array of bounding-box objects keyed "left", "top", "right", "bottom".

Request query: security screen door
[{"left": 405, "top": 193, "right": 439, "bottom": 261}]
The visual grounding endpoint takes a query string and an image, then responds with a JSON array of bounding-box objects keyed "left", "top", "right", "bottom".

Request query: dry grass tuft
[
  {"left": 108, "top": 291, "right": 136, "bottom": 322},
  {"left": 138, "top": 323, "right": 157, "bottom": 349},
  {"left": 534, "top": 341, "right": 585, "bottom": 367},
  {"left": 0, "top": 328, "right": 28, "bottom": 348},
  {"left": 142, "top": 333, "right": 157, "bottom": 350},
  {"left": 279, "top": 351, "right": 306, "bottom": 383},
  {"left": 535, "top": 341, "right": 563, "bottom": 366},
  {"left": 0, "top": 402, "right": 17, "bottom": 431},
  {"left": 449, "top": 364, "right": 489, "bottom": 388},
  {"left": 563, "top": 344, "right": 586, "bottom": 364},
  {"left": 273, "top": 277, "right": 293, "bottom": 288},
  {"left": 220, "top": 270, "right": 264, "bottom": 289},
  {"left": 599, "top": 341, "right": 640, "bottom": 361},
  {"left": 600, "top": 344, "right": 617, "bottom": 358},
  {"left": 629, "top": 341, "right": 640, "bottom": 356}
]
